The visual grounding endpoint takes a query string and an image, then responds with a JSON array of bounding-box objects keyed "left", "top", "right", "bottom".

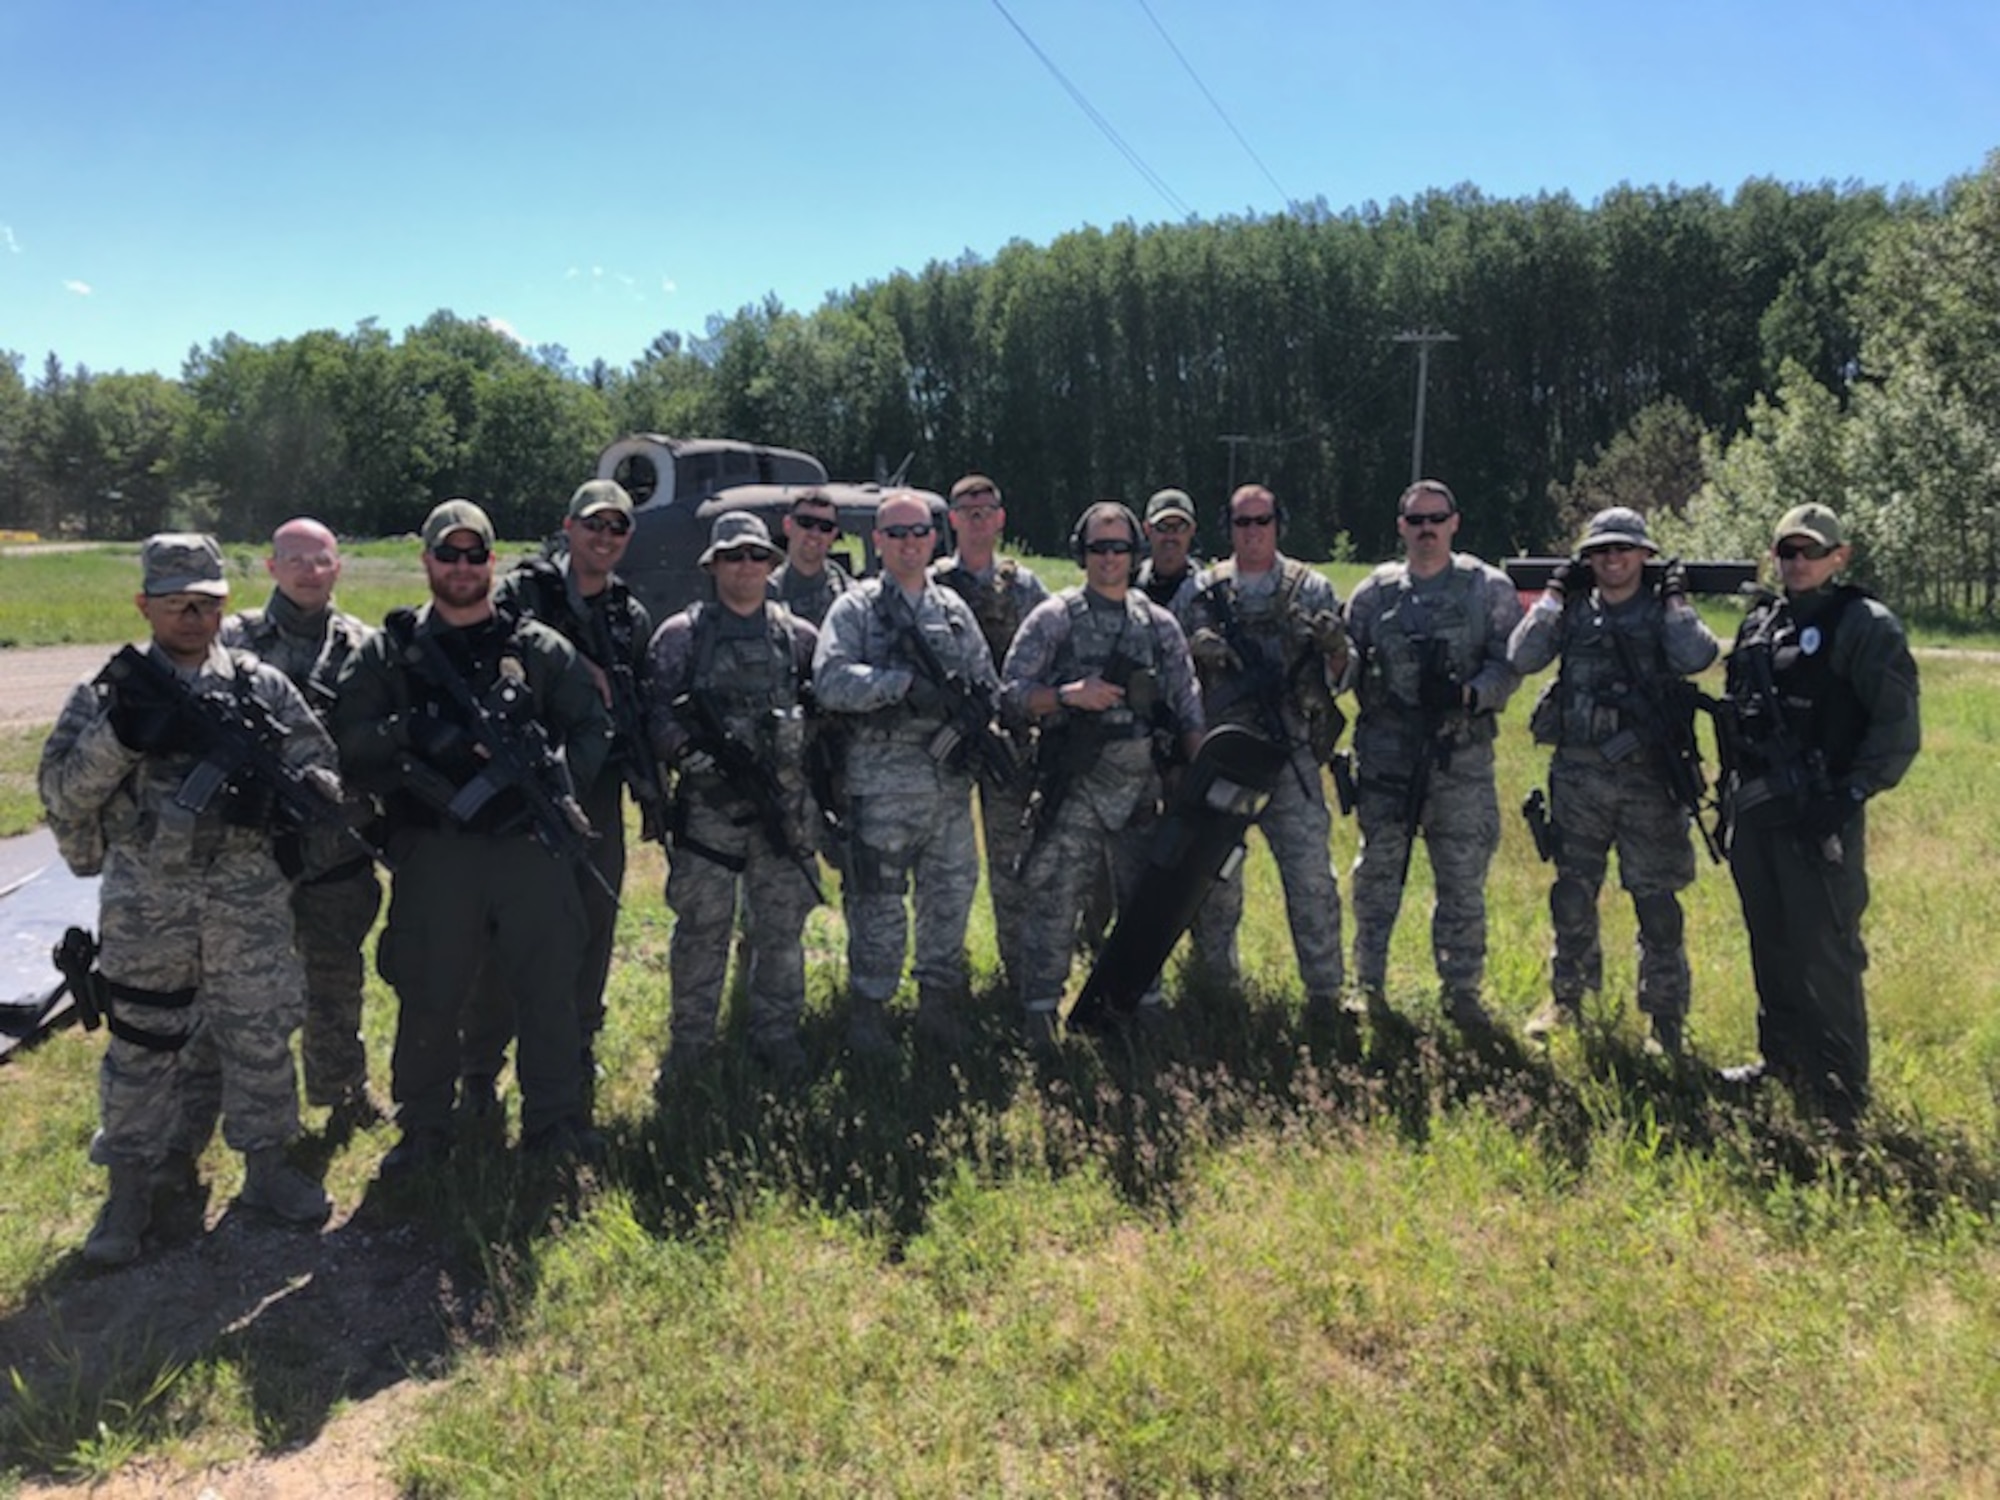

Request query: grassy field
[{"left": 2, "top": 546, "right": 1998, "bottom": 1494}]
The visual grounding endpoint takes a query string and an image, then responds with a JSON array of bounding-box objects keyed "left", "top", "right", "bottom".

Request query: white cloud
[
  {"left": 63, "top": 279, "right": 91, "bottom": 296},
  {"left": 480, "top": 315, "right": 526, "bottom": 345},
  {"left": 1, "top": 226, "right": 19, "bottom": 254},
  {"left": 660, "top": 276, "right": 677, "bottom": 294},
  {"left": 563, "top": 266, "right": 581, "bottom": 280}
]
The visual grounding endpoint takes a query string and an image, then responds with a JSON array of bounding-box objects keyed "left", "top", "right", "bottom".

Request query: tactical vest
[
  {"left": 380, "top": 610, "right": 541, "bottom": 834},
  {"left": 934, "top": 557, "right": 1029, "bottom": 668},
  {"left": 506, "top": 555, "right": 642, "bottom": 671},
  {"left": 1054, "top": 590, "right": 1160, "bottom": 739},
  {"left": 1726, "top": 586, "right": 1869, "bottom": 780},
  {"left": 1534, "top": 593, "right": 1671, "bottom": 750},
  {"left": 226, "top": 603, "right": 366, "bottom": 715},
  {"left": 770, "top": 560, "right": 851, "bottom": 627},
  {"left": 686, "top": 601, "right": 808, "bottom": 769},
  {"left": 1357, "top": 557, "right": 1496, "bottom": 744},
  {"left": 1196, "top": 558, "right": 1340, "bottom": 757}
]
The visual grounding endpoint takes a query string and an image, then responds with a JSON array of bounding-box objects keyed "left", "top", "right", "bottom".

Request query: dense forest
[{"left": 3, "top": 155, "right": 1995, "bottom": 618}]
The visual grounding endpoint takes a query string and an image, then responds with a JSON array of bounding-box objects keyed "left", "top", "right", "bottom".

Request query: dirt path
[{"left": 0, "top": 646, "right": 117, "bottom": 727}]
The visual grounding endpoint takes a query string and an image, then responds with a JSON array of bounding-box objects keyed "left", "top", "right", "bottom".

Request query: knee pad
[
  {"left": 1633, "top": 891, "right": 1685, "bottom": 949},
  {"left": 848, "top": 839, "right": 914, "bottom": 898},
  {"left": 1550, "top": 876, "right": 1595, "bottom": 930}
]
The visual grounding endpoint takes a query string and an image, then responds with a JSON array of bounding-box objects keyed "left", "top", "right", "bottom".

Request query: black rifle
[
  {"left": 1195, "top": 579, "right": 1319, "bottom": 801},
  {"left": 1397, "top": 638, "right": 1462, "bottom": 887},
  {"left": 892, "top": 605, "right": 1020, "bottom": 789},
  {"left": 100, "top": 645, "right": 370, "bottom": 859},
  {"left": 589, "top": 616, "right": 670, "bottom": 845},
  {"left": 391, "top": 612, "right": 615, "bottom": 902},
  {"left": 1721, "top": 634, "right": 1843, "bottom": 864},
  {"left": 1011, "top": 659, "right": 1160, "bottom": 881},
  {"left": 673, "top": 688, "right": 826, "bottom": 906},
  {"left": 1607, "top": 630, "right": 1725, "bottom": 863}
]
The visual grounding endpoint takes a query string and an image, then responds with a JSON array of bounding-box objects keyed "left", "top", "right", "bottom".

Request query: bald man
[{"left": 223, "top": 518, "right": 383, "bottom": 1129}]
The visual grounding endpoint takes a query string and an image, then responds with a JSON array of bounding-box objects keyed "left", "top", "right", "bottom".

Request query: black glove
[
  {"left": 905, "top": 674, "right": 948, "bottom": 717},
  {"left": 107, "top": 680, "right": 195, "bottom": 754},
  {"left": 1547, "top": 553, "right": 1582, "bottom": 601},
  {"left": 1659, "top": 556, "right": 1689, "bottom": 603},
  {"left": 1799, "top": 788, "right": 1863, "bottom": 843}
]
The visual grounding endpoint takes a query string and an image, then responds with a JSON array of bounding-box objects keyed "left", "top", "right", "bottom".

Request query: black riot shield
[{"left": 1066, "top": 723, "right": 1289, "bottom": 1030}]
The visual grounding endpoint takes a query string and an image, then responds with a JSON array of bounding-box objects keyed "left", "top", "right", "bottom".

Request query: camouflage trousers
[
  {"left": 1016, "top": 760, "right": 1157, "bottom": 1011},
  {"left": 666, "top": 793, "right": 817, "bottom": 1051},
  {"left": 1546, "top": 754, "right": 1696, "bottom": 1017},
  {"left": 1350, "top": 747, "right": 1499, "bottom": 998},
  {"left": 1191, "top": 751, "right": 1345, "bottom": 1001},
  {"left": 977, "top": 775, "right": 1034, "bottom": 996},
  {"left": 292, "top": 859, "right": 383, "bottom": 1105},
  {"left": 844, "top": 749, "right": 979, "bottom": 1007},
  {"left": 91, "top": 836, "right": 306, "bottom": 1169}
]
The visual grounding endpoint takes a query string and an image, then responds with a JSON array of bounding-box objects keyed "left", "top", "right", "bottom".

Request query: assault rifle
[
  {"left": 590, "top": 618, "right": 670, "bottom": 845},
  {"left": 1398, "top": 638, "right": 1462, "bottom": 887},
  {"left": 1608, "top": 631, "right": 1725, "bottom": 863},
  {"left": 100, "top": 645, "right": 368, "bottom": 857},
  {"left": 391, "top": 612, "right": 614, "bottom": 902},
  {"left": 672, "top": 689, "right": 826, "bottom": 906},
  {"left": 1503, "top": 558, "right": 1760, "bottom": 596},
  {"left": 894, "top": 608, "right": 1020, "bottom": 789},
  {"left": 1012, "top": 655, "right": 1160, "bottom": 880},
  {"left": 1194, "top": 579, "right": 1323, "bottom": 800}
]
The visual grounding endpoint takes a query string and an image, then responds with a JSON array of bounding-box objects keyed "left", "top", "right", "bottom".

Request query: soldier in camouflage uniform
[
  {"left": 221, "top": 517, "right": 383, "bottom": 1126},
  {"left": 1718, "top": 503, "right": 1920, "bottom": 1122},
  {"left": 1135, "top": 487, "right": 1202, "bottom": 615},
  {"left": 1506, "top": 507, "right": 1720, "bottom": 1053},
  {"left": 1179, "top": 484, "right": 1350, "bottom": 1019},
  {"left": 768, "top": 488, "right": 855, "bottom": 627},
  {"left": 1002, "top": 503, "right": 1204, "bottom": 1039},
  {"left": 815, "top": 490, "right": 1002, "bottom": 1053},
  {"left": 41, "top": 534, "right": 336, "bottom": 1266},
  {"left": 931, "top": 473, "right": 1050, "bottom": 998},
  {"left": 1344, "top": 480, "right": 1524, "bottom": 1030},
  {"left": 470, "top": 480, "right": 654, "bottom": 1119},
  {"left": 332, "top": 501, "right": 612, "bottom": 1173},
  {"left": 647, "top": 513, "right": 821, "bottom": 1080}
]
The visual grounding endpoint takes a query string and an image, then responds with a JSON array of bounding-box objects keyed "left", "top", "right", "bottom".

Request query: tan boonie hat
[
  {"left": 1773, "top": 502, "right": 1845, "bottom": 549},
  {"left": 422, "top": 499, "right": 496, "bottom": 551},
  {"left": 699, "top": 511, "right": 782, "bottom": 567},
  {"left": 141, "top": 533, "right": 230, "bottom": 597},
  {"left": 568, "top": 479, "right": 633, "bottom": 521}
]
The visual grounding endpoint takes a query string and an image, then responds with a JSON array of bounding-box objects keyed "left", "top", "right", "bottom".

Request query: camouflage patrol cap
[
  {"left": 1579, "top": 506, "right": 1658, "bottom": 554},
  {"left": 421, "top": 499, "right": 496, "bottom": 551},
  {"left": 699, "top": 511, "right": 781, "bottom": 567},
  {"left": 141, "top": 533, "right": 230, "bottom": 597},
  {"left": 949, "top": 473, "right": 1002, "bottom": 506},
  {"left": 1774, "top": 502, "right": 1845, "bottom": 549},
  {"left": 1145, "top": 487, "right": 1196, "bottom": 524},
  {"left": 567, "top": 479, "right": 633, "bottom": 521}
]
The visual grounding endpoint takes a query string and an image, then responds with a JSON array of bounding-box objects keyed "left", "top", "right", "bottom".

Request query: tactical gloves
[{"left": 108, "top": 678, "right": 195, "bottom": 754}]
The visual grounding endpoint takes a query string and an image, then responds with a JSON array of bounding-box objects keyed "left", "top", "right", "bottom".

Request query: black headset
[{"left": 1070, "top": 502, "right": 1144, "bottom": 565}]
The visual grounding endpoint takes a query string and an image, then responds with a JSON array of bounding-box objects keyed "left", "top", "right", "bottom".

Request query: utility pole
[
  {"left": 1218, "top": 434, "right": 1252, "bottom": 496},
  {"left": 1392, "top": 330, "right": 1459, "bottom": 483}
]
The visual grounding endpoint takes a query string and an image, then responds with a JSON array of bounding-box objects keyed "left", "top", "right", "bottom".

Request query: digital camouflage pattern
[
  {"left": 39, "top": 642, "right": 336, "bottom": 1166},
  {"left": 769, "top": 555, "right": 855, "bottom": 627}
]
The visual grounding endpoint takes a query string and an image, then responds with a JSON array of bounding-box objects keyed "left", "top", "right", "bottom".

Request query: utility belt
[
  {"left": 1555, "top": 729, "right": 1648, "bottom": 767},
  {"left": 1726, "top": 772, "right": 1791, "bottom": 816}
]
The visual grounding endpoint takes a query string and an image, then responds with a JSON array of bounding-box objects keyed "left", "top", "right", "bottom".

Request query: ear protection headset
[{"left": 1070, "top": 502, "right": 1144, "bottom": 565}]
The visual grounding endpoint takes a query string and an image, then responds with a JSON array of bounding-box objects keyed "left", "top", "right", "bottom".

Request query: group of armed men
[{"left": 39, "top": 470, "right": 1919, "bottom": 1267}]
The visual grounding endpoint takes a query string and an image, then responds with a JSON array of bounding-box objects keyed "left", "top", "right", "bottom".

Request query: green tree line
[{"left": 3, "top": 159, "right": 1995, "bottom": 617}]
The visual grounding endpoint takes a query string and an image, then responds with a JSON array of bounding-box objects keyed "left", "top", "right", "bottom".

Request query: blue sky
[{"left": 3, "top": 0, "right": 1995, "bottom": 380}]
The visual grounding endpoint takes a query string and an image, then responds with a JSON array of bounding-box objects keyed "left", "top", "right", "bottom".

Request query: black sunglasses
[
  {"left": 1231, "top": 512, "right": 1277, "bottom": 529},
  {"left": 1084, "top": 538, "right": 1135, "bottom": 555},
  {"left": 790, "top": 513, "right": 839, "bottom": 533},
  {"left": 713, "top": 547, "right": 773, "bottom": 565},
  {"left": 880, "top": 522, "right": 935, "bottom": 540},
  {"left": 432, "top": 542, "right": 491, "bottom": 565},
  {"left": 1775, "top": 540, "right": 1832, "bottom": 561},
  {"left": 1401, "top": 510, "right": 1453, "bottom": 527},
  {"left": 577, "top": 514, "right": 631, "bottom": 536}
]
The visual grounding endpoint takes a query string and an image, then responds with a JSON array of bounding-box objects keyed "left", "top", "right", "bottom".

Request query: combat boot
[
  {"left": 239, "top": 1148, "right": 332, "bottom": 1227},
  {"left": 150, "top": 1149, "right": 209, "bottom": 1244},
  {"left": 846, "top": 998, "right": 895, "bottom": 1059},
  {"left": 1645, "top": 1013, "right": 1686, "bottom": 1059},
  {"left": 1446, "top": 989, "right": 1495, "bottom": 1032},
  {"left": 82, "top": 1163, "right": 154, "bottom": 1267},
  {"left": 1524, "top": 997, "right": 1582, "bottom": 1042}
]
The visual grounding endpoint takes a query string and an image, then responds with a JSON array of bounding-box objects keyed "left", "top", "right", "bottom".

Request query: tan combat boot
[{"left": 239, "top": 1148, "right": 332, "bottom": 1227}]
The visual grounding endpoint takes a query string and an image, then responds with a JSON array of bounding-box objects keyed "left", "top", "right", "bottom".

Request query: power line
[
  {"left": 1132, "top": 0, "right": 1297, "bottom": 213},
  {"left": 989, "top": 0, "right": 1194, "bottom": 219}
]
